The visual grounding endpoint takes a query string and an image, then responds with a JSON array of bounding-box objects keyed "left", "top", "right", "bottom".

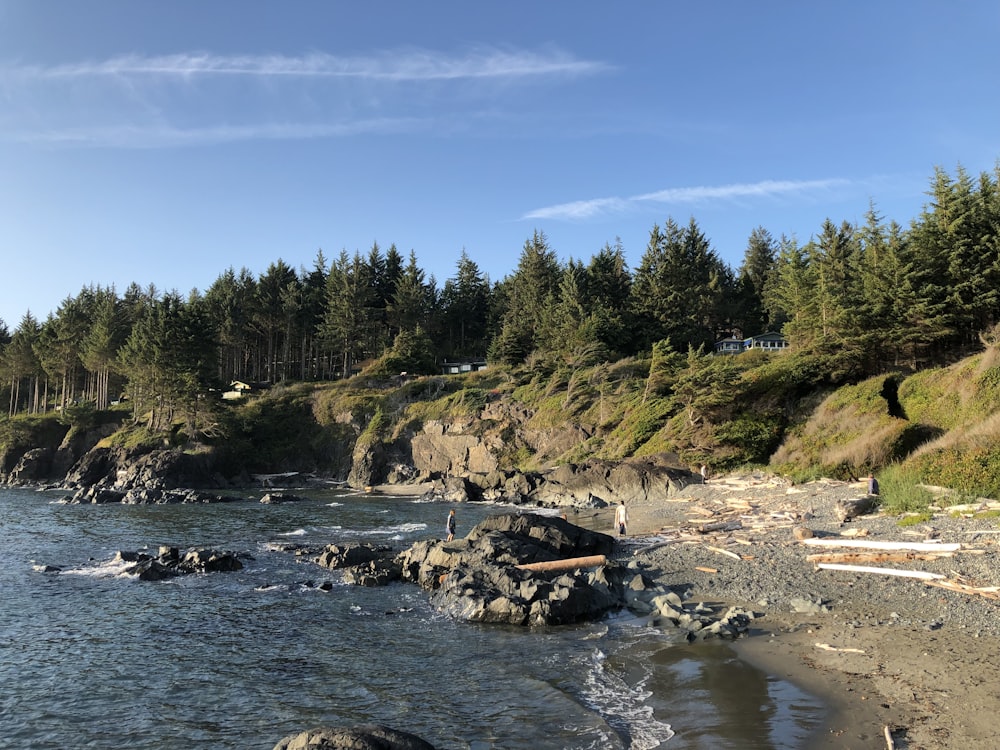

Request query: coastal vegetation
[{"left": 4, "top": 162, "right": 1000, "bottom": 513}]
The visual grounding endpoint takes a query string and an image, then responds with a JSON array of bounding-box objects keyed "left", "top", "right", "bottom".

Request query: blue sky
[{"left": 1, "top": 1, "right": 999, "bottom": 329}]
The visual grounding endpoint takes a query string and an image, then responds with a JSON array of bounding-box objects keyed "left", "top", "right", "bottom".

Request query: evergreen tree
[
  {"left": 5, "top": 312, "right": 42, "bottom": 415},
  {"left": 735, "top": 227, "right": 777, "bottom": 336},
  {"left": 441, "top": 250, "right": 490, "bottom": 359},
  {"left": 320, "top": 251, "right": 375, "bottom": 377},
  {"left": 630, "top": 217, "right": 727, "bottom": 352},
  {"left": 389, "top": 250, "right": 433, "bottom": 335},
  {"left": 764, "top": 234, "right": 816, "bottom": 348},
  {"left": 490, "top": 230, "right": 561, "bottom": 365},
  {"left": 80, "top": 286, "right": 125, "bottom": 409}
]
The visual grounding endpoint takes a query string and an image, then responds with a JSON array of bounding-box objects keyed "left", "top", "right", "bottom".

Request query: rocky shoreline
[
  {"left": 266, "top": 473, "right": 1000, "bottom": 748},
  {"left": 10, "top": 430, "right": 999, "bottom": 747},
  {"left": 607, "top": 473, "right": 1000, "bottom": 749}
]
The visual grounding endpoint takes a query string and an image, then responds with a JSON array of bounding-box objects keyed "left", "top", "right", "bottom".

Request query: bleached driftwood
[
  {"left": 515, "top": 555, "right": 607, "bottom": 572},
  {"left": 815, "top": 642, "right": 866, "bottom": 654},
  {"left": 694, "top": 566, "right": 718, "bottom": 574},
  {"left": 924, "top": 576, "right": 1000, "bottom": 601},
  {"left": 802, "top": 538, "right": 960, "bottom": 552},
  {"left": 816, "top": 563, "right": 946, "bottom": 580},
  {"left": 707, "top": 545, "right": 742, "bottom": 560},
  {"left": 884, "top": 724, "right": 895, "bottom": 750},
  {"left": 806, "top": 551, "right": 954, "bottom": 564},
  {"left": 930, "top": 500, "right": 1000, "bottom": 513}
]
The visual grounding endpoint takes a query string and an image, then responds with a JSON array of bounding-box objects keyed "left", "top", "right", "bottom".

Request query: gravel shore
[{"left": 578, "top": 473, "right": 1000, "bottom": 749}]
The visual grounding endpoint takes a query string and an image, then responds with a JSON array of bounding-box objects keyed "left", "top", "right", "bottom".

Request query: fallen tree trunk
[
  {"left": 802, "top": 538, "right": 960, "bottom": 552},
  {"left": 835, "top": 495, "right": 878, "bottom": 522},
  {"left": 515, "top": 555, "right": 607, "bottom": 572},
  {"left": 696, "top": 519, "right": 743, "bottom": 534},
  {"left": 806, "top": 551, "right": 954, "bottom": 564},
  {"left": 816, "top": 562, "right": 945, "bottom": 580}
]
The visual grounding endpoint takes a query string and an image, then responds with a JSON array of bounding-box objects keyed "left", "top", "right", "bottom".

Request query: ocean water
[{"left": 0, "top": 486, "right": 825, "bottom": 749}]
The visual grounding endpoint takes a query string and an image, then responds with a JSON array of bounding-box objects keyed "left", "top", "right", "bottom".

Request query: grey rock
[{"left": 273, "top": 725, "right": 436, "bottom": 750}]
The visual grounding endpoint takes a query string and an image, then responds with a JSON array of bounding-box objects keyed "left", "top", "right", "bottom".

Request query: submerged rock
[
  {"left": 273, "top": 725, "right": 435, "bottom": 750},
  {"left": 112, "top": 546, "right": 245, "bottom": 580}
]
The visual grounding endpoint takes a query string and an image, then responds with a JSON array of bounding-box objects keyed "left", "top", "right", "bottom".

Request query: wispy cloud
[
  {"left": 8, "top": 48, "right": 611, "bottom": 82},
  {"left": 15, "top": 118, "right": 430, "bottom": 148},
  {"left": 0, "top": 47, "right": 610, "bottom": 148},
  {"left": 523, "top": 178, "right": 852, "bottom": 221}
]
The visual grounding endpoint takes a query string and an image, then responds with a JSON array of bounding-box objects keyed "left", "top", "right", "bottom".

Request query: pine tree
[{"left": 490, "top": 230, "right": 561, "bottom": 365}]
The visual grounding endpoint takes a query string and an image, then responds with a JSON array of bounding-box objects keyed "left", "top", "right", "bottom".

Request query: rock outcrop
[
  {"left": 61, "top": 486, "right": 240, "bottom": 505},
  {"left": 395, "top": 512, "right": 625, "bottom": 626},
  {"left": 273, "top": 725, "right": 435, "bottom": 750},
  {"left": 112, "top": 546, "right": 244, "bottom": 580}
]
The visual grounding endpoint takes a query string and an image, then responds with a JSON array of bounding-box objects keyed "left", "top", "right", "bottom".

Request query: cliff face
[{"left": 0, "top": 385, "right": 697, "bottom": 512}]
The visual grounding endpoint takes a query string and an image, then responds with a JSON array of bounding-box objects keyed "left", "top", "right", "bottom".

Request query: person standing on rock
[
  {"left": 446, "top": 508, "right": 457, "bottom": 541},
  {"left": 614, "top": 501, "right": 628, "bottom": 537}
]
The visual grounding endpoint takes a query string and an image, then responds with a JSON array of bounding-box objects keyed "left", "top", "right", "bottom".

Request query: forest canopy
[{"left": 3, "top": 162, "right": 1000, "bottom": 430}]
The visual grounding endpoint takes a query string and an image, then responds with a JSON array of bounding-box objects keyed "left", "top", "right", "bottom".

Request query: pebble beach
[{"left": 586, "top": 474, "right": 1000, "bottom": 749}]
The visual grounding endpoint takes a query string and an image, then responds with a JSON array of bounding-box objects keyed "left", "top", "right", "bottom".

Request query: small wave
[
  {"left": 354, "top": 522, "right": 428, "bottom": 538},
  {"left": 325, "top": 501, "right": 343, "bottom": 507},
  {"left": 60, "top": 557, "right": 137, "bottom": 579},
  {"left": 277, "top": 529, "right": 307, "bottom": 537},
  {"left": 580, "top": 647, "right": 674, "bottom": 750}
]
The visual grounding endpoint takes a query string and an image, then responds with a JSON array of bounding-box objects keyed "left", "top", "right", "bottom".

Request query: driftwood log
[
  {"left": 834, "top": 495, "right": 878, "bottom": 522},
  {"left": 806, "top": 551, "right": 954, "bottom": 564},
  {"left": 802, "top": 538, "right": 961, "bottom": 552},
  {"left": 515, "top": 555, "right": 607, "bottom": 572},
  {"left": 816, "top": 562, "right": 946, "bottom": 580}
]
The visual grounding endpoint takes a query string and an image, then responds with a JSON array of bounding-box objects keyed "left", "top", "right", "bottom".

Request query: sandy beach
[{"left": 592, "top": 474, "right": 1000, "bottom": 749}]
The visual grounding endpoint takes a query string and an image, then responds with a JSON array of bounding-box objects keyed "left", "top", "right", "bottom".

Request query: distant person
[
  {"left": 614, "top": 501, "right": 628, "bottom": 537},
  {"left": 868, "top": 474, "right": 879, "bottom": 496},
  {"left": 700, "top": 465, "right": 708, "bottom": 482},
  {"left": 446, "top": 508, "right": 457, "bottom": 541}
]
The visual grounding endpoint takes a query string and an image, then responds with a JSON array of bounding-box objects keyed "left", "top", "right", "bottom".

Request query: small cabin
[
  {"left": 222, "top": 381, "right": 256, "bottom": 400},
  {"left": 713, "top": 336, "right": 746, "bottom": 355},
  {"left": 714, "top": 332, "right": 790, "bottom": 355},
  {"left": 440, "top": 359, "right": 489, "bottom": 375},
  {"left": 743, "top": 332, "right": 790, "bottom": 351}
]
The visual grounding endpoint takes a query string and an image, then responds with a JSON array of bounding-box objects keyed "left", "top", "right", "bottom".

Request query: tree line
[{"left": 2, "top": 162, "right": 999, "bottom": 430}]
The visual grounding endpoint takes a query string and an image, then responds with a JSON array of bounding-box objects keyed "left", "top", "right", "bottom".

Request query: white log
[
  {"left": 816, "top": 563, "right": 946, "bottom": 580},
  {"left": 707, "top": 545, "right": 742, "bottom": 560},
  {"left": 802, "top": 538, "right": 960, "bottom": 552},
  {"left": 515, "top": 555, "right": 607, "bottom": 572},
  {"left": 815, "top": 642, "right": 866, "bottom": 654}
]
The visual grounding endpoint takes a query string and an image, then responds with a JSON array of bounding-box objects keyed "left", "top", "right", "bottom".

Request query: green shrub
[{"left": 877, "top": 465, "right": 935, "bottom": 514}]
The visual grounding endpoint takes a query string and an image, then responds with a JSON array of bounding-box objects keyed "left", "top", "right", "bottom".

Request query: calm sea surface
[{"left": 0, "top": 486, "right": 825, "bottom": 749}]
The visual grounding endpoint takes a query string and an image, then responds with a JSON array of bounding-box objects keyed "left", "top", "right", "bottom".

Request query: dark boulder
[
  {"left": 273, "top": 725, "right": 435, "bottom": 750},
  {"left": 395, "top": 512, "right": 627, "bottom": 626},
  {"left": 61, "top": 486, "right": 126, "bottom": 504},
  {"left": 109, "top": 546, "right": 245, "bottom": 579},
  {"left": 316, "top": 543, "right": 390, "bottom": 570},
  {"left": 7, "top": 447, "right": 56, "bottom": 485},
  {"left": 341, "top": 559, "right": 403, "bottom": 587}
]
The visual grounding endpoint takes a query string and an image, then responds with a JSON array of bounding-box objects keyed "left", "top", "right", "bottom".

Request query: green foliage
[
  {"left": 714, "top": 412, "right": 785, "bottom": 464},
  {"left": 907, "top": 446, "right": 1000, "bottom": 499},
  {"left": 877, "top": 465, "right": 935, "bottom": 514},
  {"left": 106, "top": 424, "right": 167, "bottom": 451},
  {"left": 896, "top": 511, "right": 935, "bottom": 527},
  {"left": 0, "top": 414, "right": 70, "bottom": 455}
]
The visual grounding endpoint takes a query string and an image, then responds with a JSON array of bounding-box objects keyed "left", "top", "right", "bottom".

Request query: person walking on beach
[
  {"left": 446, "top": 508, "right": 457, "bottom": 541},
  {"left": 614, "top": 501, "right": 628, "bottom": 537}
]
